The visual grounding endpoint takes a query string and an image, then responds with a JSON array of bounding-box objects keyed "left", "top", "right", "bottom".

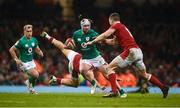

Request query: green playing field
[{"left": 0, "top": 93, "right": 179, "bottom": 107}]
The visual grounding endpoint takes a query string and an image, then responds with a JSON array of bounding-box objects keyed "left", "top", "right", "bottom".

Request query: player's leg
[
  {"left": 132, "top": 48, "right": 169, "bottom": 98},
  {"left": 103, "top": 49, "right": 134, "bottom": 98},
  {"left": 80, "top": 62, "right": 100, "bottom": 94},
  {"left": 97, "top": 64, "right": 127, "bottom": 97},
  {"left": 103, "top": 57, "right": 121, "bottom": 97},
  {"left": 82, "top": 58, "right": 106, "bottom": 94},
  {"left": 94, "top": 56, "right": 127, "bottom": 98},
  {"left": 41, "top": 32, "right": 72, "bottom": 57},
  {"left": 49, "top": 76, "right": 79, "bottom": 87},
  {"left": 135, "top": 60, "right": 169, "bottom": 98},
  {"left": 22, "top": 61, "right": 39, "bottom": 94},
  {"left": 26, "top": 68, "right": 39, "bottom": 94}
]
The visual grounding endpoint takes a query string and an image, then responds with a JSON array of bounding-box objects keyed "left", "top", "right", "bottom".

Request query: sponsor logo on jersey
[
  {"left": 28, "top": 48, "right": 33, "bottom": 54},
  {"left": 81, "top": 42, "right": 87, "bottom": 48},
  {"left": 77, "top": 38, "right": 81, "bottom": 41},
  {"left": 32, "top": 42, "right": 35, "bottom": 47},
  {"left": 86, "top": 37, "right": 90, "bottom": 41},
  {"left": 25, "top": 44, "right": 28, "bottom": 47}
]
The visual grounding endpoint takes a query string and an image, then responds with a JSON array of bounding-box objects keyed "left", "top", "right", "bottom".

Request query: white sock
[{"left": 45, "top": 33, "right": 51, "bottom": 40}]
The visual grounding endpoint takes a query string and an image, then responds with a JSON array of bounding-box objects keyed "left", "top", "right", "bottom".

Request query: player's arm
[
  {"left": 9, "top": 45, "right": 23, "bottom": 66},
  {"left": 86, "top": 28, "right": 115, "bottom": 45},
  {"left": 104, "top": 35, "right": 118, "bottom": 45},
  {"left": 35, "top": 46, "right": 44, "bottom": 57}
]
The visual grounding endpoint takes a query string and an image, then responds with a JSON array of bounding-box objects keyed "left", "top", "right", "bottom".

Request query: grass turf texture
[{"left": 0, "top": 93, "right": 179, "bottom": 107}]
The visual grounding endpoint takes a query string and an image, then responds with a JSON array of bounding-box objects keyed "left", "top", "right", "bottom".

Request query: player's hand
[
  {"left": 85, "top": 41, "right": 93, "bottom": 46},
  {"left": 14, "top": 59, "right": 23, "bottom": 66},
  {"left": 40, "top": 32, "right": 47, "bottom": 38}
]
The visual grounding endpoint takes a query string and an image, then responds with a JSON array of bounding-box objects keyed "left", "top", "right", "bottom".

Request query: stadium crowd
[{"left": 0, "top": 0, "right": 179, "bottom": 87}]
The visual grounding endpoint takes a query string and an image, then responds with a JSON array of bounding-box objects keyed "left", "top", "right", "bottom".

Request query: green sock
[
  {"left": 119, "top": 89, "right": 125, "bottom": 95},
  {"left": 90, "top": 80, "right": 96, "bottom": 86},
  {"left": 28, "top": 76, "right": 36, "bottom": 88}
]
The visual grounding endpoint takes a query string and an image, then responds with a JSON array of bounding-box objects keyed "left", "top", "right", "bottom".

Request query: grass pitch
[{"left": 0, "top": 93, "right": 179, "bottom": 107}]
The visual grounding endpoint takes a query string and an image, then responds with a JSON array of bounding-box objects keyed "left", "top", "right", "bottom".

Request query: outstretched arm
[
  {"left": 86, "top": 28, "right": 115, "bottom": 45},
  {"left": 105, "top": 35, "right": 118, "bottom": 45}
]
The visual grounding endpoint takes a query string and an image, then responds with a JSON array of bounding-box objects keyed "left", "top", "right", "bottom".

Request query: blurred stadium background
[{"left": 0, "top": 0, "right": 179, "bottom": 93}]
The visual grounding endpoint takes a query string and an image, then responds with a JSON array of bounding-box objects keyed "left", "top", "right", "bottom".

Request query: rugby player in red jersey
[{"left": 86, "top": 12, "right": 169, "bottom": 98}]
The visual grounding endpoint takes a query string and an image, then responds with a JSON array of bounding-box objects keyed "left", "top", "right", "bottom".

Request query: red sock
[
  {"left": 57, "top": 78, "right": 62, "bottom": 85},
  {"left": 149, "top": 75, "right": 165, "bottom": 89},
  {"left": 108, "top": 73, "right": 117, "bottom": 94}
]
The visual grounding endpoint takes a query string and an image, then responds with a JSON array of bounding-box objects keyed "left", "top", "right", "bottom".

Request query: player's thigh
[
  {"left": 62, "top": 49, "right": 75, "bottom": 58},
  {"left": 80, "top": 62, "right": 92, "bottom": 73},
  {"left": 134, "top": 60, "right": 147, "bottom": 77},
  {"left": 108, "top": 56, "right": 122, "bottom": 71},
  {"left": 81, "top": 69, "right": 94, "bottom": 81},
  {"left": 27, "top": 68, "right": 39, "bottom": 78},
  {"left": 93, "top": 55, "right": 107, "bottom": 67},
  {"left": 97, "top": 64, "right": 108, "bottom": 77},
  {"left": 125, "top": 48, "right": 143, "bottom": 64},
  {"left": 22, "top": 61, "right": 38, "bottom": 77},
  {"left": 134, "top": 60, "right": 146, "bottom": 71},
  {"left": 66, "top": 50, "right": 79, "bottom": 62},
  {"left": 113, "top": 55, "right": 129, "bottom": 69}
]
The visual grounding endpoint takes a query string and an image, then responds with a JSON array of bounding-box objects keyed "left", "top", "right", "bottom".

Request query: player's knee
[
  {"left": 138, "top": 70, "right": 149, "bottom": 80},
  {"left": 100, "top": 65, "right": 109, "bottom": 75},
  {"left": 33, "top": 71, "right": 39, "bottom": 78}
]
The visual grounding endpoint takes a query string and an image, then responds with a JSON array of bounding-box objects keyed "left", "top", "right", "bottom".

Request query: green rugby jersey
[
  {"left": 72, "top": 29, "right": 100, "bottom": 59},
  {"left": 15, "top": 36, "right": 38, "bottom": 62}
]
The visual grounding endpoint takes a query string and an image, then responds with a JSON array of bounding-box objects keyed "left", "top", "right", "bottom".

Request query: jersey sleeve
[
  {"left": 14, "top": 40, "right": 22, "bottom": 49},
  {"left": 110, "top": 23, "right": 119, "bottom": 30}
]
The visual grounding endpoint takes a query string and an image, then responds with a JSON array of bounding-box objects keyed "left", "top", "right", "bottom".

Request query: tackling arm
[
  {"left": 105, "top": 35, "right": 118, "bottom": 45},
  {"left": 86, "top": 28, "right": 115, "bottom": 45}
]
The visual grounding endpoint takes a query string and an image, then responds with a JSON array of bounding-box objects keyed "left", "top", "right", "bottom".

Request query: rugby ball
[{"left": 65, "top": 38, "right": 76, "bottom": 49}]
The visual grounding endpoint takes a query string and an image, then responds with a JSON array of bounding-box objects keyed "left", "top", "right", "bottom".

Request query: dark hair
[{"left": 109, "top": 12, "right": 120, "bottom": 21}]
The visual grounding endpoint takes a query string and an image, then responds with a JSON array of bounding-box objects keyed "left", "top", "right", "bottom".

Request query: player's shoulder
[
  {"left": 31, "top": 36, "right": 37, "bottom": 40},
  {"left": 74, "top": 29, "right": 81, "bottom": 35},
  {"left": 73, "top": 29, "right": 82, "bottom": 38},
  {"left": 113, "top": 22, "right": 122, "bottom": 26},
  {"left": 111, "top": 22, "right": 124, "bottom": 29},
  {"left": 89, "top": 29, "right": 96, "bottom": 33},
  {"left": 15, "top": 36, "right": 25, "bottom": 46},
  {"left": 30, "top": 37, "right": 37, "bottom": 42},
  {"left": 88, "top": 29, "right": 98, "bottom": 36},
  {"left": 18, "top": 36, "right": 25, "bottom": 42}
]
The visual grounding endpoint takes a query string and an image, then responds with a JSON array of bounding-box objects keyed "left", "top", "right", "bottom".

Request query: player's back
[{"left": 111, "top": 22, "right": 139, "bottom": 50}]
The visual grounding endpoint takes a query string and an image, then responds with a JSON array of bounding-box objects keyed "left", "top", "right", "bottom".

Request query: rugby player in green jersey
[
  {"left": 9, "top": 25, "right": 44, "bottom": 94},
  {"left": 69, "top": 19, "right": 127, "bottom": 97}
]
